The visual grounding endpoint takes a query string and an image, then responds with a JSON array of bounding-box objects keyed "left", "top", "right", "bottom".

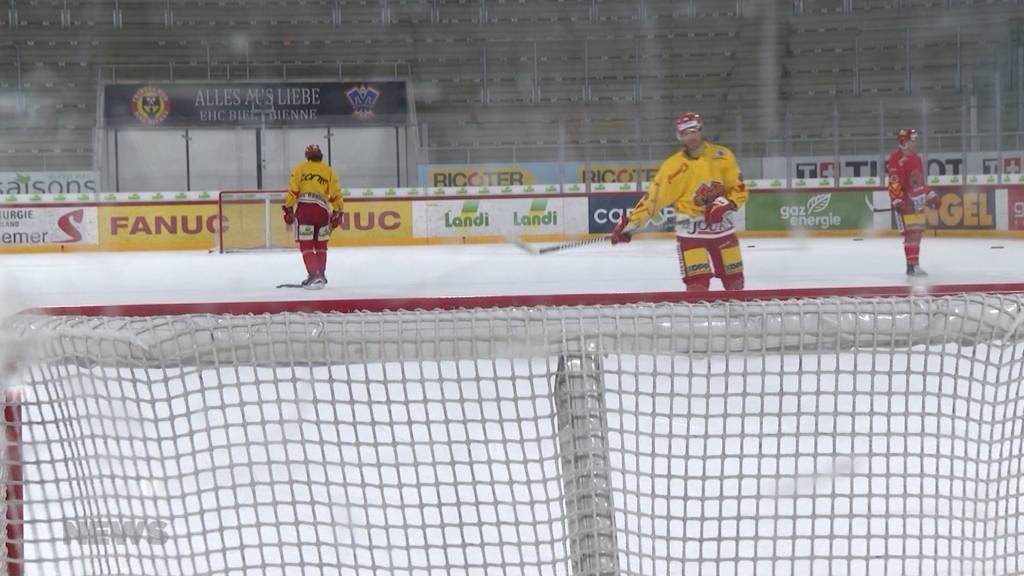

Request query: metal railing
[{"left": 96, "top": 60, "right": 413, "bottom": 84}]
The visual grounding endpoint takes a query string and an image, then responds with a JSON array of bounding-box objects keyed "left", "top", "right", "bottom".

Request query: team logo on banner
[
  {"left": 345, "top": 84, "right": 380, "bottom": 118},
  {"left": 130, "top": 86, "right": 171, "bottom": 125}
]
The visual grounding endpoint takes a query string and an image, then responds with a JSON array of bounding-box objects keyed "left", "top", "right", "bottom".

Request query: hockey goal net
[
  {"left": 216, "top": 190, "right": 292, "bottom": 253},
  {"left": 2, "top": 285, "right": 1024, "bottom": 576}
]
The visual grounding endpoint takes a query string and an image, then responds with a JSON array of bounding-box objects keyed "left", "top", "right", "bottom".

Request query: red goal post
[
  {"left": 0, "top": 390, "right": 21, "bottom": 576},
  {"left": 0, "top": 342, "right": 25, "bottom": 576},
  {"left": 3, "top": 283, "right": 1024, "bottom": 576}
]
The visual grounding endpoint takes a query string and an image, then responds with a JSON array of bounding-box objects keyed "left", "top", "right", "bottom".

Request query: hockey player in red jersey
[
  {"left": 887, "top": 128, "right": 941, "bottom": 277},
  {"left": 611, "top": 112, "right": 749, "bottom": 291},
  {"left": 282, "top": 144, "right": 343, "bottom": 289}
]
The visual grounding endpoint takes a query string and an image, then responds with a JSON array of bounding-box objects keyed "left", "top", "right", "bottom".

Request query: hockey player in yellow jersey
[
  {"left": 282, "top": 144, "right": 344, "bottom": 289},
  {"left": 611, "top": 112, "right": 749, "bottom": 291}
]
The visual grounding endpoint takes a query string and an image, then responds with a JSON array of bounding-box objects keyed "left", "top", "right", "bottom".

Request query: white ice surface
[{"left": 1, "top": 237, "right": 1022, "bottom": 311}]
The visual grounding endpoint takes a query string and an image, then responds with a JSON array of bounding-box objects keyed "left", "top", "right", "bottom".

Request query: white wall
[
  {"left": 189, "top": 128, "right": 258, "bottom": 191},
  {"left": 114, "top": 130, "right": 188, "bottom": 192},
  {"left": 104, "top": 126, "right": 405, "bottom": 192}
]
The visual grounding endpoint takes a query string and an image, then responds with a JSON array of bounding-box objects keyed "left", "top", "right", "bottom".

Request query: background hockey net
[
  {"left": 2, "top": 285, "right": 1024, "bottom": 576},
  {"left": 216, "top": 190, "right": 292, "bottom": 253}
]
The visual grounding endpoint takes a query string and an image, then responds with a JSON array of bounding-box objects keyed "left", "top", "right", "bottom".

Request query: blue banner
[{"left": 587, "top": 194, "right": 675, "bottom": 233}]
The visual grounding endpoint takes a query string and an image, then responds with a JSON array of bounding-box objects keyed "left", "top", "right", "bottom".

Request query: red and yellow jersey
[
  {"left": 887, "top": 149, "right": 927, "bottom": 214},
  {"left": 285, "top": 160, "right": 343, "bottom": 213},
  {"left": 627, "top": 142, "right": 748, "bottom": 238}
]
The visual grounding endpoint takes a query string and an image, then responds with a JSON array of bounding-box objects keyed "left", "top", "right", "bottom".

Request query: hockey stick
[
  {"left": 508, "top": 236, "right": 540, "bottom": 255},
  {"left": 864, "top": 195, "right": 893, "bottom": 213},
  {"left": 511, "top": 235, "right": 613, "bottom": 255}
]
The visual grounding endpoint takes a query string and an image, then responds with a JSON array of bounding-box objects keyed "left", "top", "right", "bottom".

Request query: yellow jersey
[
  {"left": 627, "top": 142, "right": 748, "bottom": 238},
  {"left": 285, "top": 160, "right": 343, "bottom": 213}
]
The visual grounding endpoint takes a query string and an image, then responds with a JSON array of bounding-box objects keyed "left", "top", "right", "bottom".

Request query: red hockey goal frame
[{"left": 34, "top": 282, "right": 1024, "bottom": 318}]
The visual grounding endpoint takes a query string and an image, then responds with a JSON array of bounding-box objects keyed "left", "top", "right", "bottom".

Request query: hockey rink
[{"left": 1, "top": 236, "right": 1023, "bottom": 312}]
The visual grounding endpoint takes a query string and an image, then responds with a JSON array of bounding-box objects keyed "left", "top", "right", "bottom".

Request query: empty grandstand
[{"left": 0, "top": 0, "right": 1021, "bottom": 177}]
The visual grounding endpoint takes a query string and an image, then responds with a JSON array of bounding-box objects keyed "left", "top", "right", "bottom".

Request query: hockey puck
[
  {"left": 852, "top": 238, "right": 864, "bottom": 242},
  {"left": 991, "top": 245, "right": 1005, "bottom": 249}
]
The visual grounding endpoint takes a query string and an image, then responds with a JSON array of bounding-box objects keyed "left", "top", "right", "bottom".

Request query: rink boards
[{"left": 1, "top": 185, "right": 1023, "bottom": 253}]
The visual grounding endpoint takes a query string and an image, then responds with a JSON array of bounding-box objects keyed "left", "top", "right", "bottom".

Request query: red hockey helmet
[
  {"left": 305, "top": 144, "right": 323, "bottom": 160},
  {"left": 675, "top": 112, "right": 704, "bottom": 140},
  {"left": 897, "top": 128, "right": 918, "bottom": 146}
]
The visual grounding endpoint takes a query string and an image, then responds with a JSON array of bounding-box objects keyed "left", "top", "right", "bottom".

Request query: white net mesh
[{"left": 2, "top": 293, "right": 1024, "bottom": 576}]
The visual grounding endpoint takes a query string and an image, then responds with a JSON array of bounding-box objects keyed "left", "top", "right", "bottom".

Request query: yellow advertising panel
[
  {"left": 922, "top": 189, "right": 995, "bottom": 229},
  {"left": 223, "top": 199, "right": 415, "bottom": 248},
  {"left": 99, "top": 203, "right": 219, "bottom": 251},
  {"left": 330, "top": 201, "right": 412, "bottom": 246},
  {"left": 99, "top": 200, "right": 413, "bottom": 251}
]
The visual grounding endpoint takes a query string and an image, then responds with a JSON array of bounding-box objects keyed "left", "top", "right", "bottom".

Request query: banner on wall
[
  {"left": 0, "top": 172, "right": 99, "bottom": 196},
  {"left": 420, "top": 164, "right": 558, "bottom": 187},
  {"left": 0, "top": 207, "right": 98, "bottom": 247},
  {"left": 331, "top": 201, "right": 412, "bottom": 244},
  {"left": 1010, "top": 187, "right": 1024, "bottom": 231},
  {"left": 418, "top": 162, "right": 660, "bottom": 187},
  {"left": 104, "top": 82, "right": 409, "bottom": 128},
  {"left": 414, "top": 197, "right": 589, "bottom": 238},
  {"left": 420, "top": 151, "right": 1024, "bottom": 186},
  {"left": 745, "top": 152, "right": 1024, "bottom": 180},
  {"left": 587, "top": 194, "right": 674, "bottom": 234},
  {"left": 578, "top": 163, "right": 660, "bottom": 184},
  {"left": 99, "top": 204, "right": 220, "bottom": 250},
  {"left": 220, "top": 198, "right": 413, "bottom": 248},
  {"left": 746, "top": 191, "right": 874, "bottom": 231},
  {"left": 919, "top": 188, "right": 996, "bottom": 230}
]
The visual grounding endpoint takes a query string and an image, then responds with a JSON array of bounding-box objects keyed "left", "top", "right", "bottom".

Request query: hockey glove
[
  {"left": 610, "top": 214, "right": 633, "bottom": 245},
  {"left": 282, "top": 205, "right": 295, "bottom": 226},
  {"left": 329, "top": 210, "right": 343, "bottom": 230},
  {"left": 926, "top": 190, "right": 941, "bottom": 210},
  {"left": 704, "top": 196, "right": 734, "bottom": 225},
  {"left": 890, "top": 197, "right": 905, "bottom": 212}
]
